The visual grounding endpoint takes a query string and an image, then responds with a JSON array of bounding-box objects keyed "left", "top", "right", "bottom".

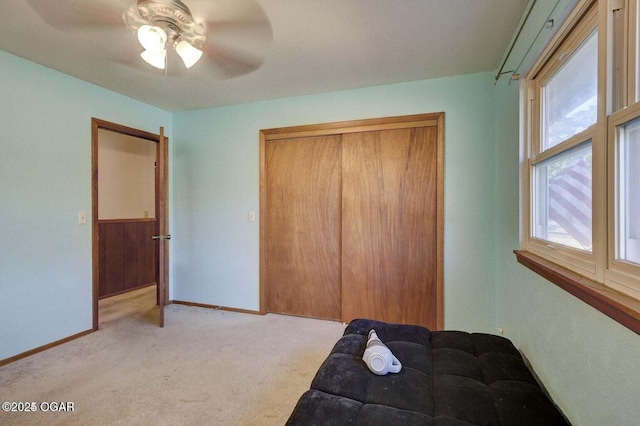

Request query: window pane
[
  {"left": 617, "top": 117, "right": 640, "bottom": 265},
  {"left": 543, "top": 31, "right": 598, "bottom": 150},
  {"left": 533, "top": 142, "right": 592, "bottom": 250}
]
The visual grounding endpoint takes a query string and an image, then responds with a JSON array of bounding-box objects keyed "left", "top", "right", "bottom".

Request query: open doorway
[
  {"left": 91, "top": 119, "right": 169, "bottom": 330},
  {"left": 98, "top": 285, "right": 158, "bottom": 326}
]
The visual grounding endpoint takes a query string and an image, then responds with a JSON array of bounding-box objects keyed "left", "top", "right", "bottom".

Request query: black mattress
[{"left": 287, "top": 318, "right": 569, "bottom": 426}]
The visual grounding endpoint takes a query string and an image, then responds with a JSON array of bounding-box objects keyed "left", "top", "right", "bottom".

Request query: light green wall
[
  {"left": 0, "top": 50, "right": 171, "bottom": 360},
  {"left": 172, "top": 72, "right": 498, "bottom": 332},
  {"left": 492, "top": 0, "right": 640, "bottom": 421},
  {"left": 493, "top": 77, "right": 640, "bottom": 426}
]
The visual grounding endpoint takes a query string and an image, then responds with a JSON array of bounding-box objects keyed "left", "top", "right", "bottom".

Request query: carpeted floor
[{"left": 0, "top": 287, "right": 345, "bottom": 425}]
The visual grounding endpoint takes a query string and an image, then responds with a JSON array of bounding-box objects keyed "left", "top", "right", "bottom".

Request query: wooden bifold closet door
[
  {"left": 260, "top": 113, "right": 444, "bottom": 329},
  {"left": 265, "top": 135, "right": 342, "bottom": 320},
  {"left": 341, "top": 127, "right": 438, "bottom": 327}
]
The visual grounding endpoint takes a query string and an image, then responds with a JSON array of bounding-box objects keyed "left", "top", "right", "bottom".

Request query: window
[
  {"left": 616, "top": 117, "right": 640, "bottom": 265},
  {"left": 607, "top": 102, "right": 640, "bottom": 300},
  {"left": 542, "top": 30, "right": 598, "bottom": 151},
  {"left": 522, "top": 0, "right": 640, "bottom": 329},
  {"left": 525, "top": 3, "right": 600, "bottom": 278},
  {"left": 533, "top": 141, "right": 593, "bottom": 251}
]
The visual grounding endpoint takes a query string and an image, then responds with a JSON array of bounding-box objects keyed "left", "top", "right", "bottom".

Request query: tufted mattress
[{"left": 286, "top": 318, "right": 569, "bottom": 426}]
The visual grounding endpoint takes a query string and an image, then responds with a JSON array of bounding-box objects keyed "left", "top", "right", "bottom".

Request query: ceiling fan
[
  {"left": 25, "top": 0, "right": 273, "bottom": 77},
  {"left": 124, "top": 0, "right": 207, "bottom": 70}
]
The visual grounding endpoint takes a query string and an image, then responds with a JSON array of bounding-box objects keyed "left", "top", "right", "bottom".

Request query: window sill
[{"left": 514, "top": 250, "right": 640, "bottom": 335}]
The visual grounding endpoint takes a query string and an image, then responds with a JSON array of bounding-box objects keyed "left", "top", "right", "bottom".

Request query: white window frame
[
  {"left": 523, "top": 2, "right": 605, "bottom": 281},
  {"left": 522, "top": 0, "right": 640, "bottom": 305},
  {"left": 606, "top": 102, "right": 640, "bottom": 299}
]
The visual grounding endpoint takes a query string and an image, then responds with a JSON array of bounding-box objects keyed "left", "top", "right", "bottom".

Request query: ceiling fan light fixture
[
  {"left": 175, "top": 39, "right": 203, "bottom": 68},
  {"left": 140, "top": 48, "right": 167, "bottom": 69},
  {"left": 137, "top": 24, "right": 167, "bottom": 52}
]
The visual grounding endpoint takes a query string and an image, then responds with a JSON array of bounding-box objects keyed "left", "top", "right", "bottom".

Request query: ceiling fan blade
[
  {"left": 25, "top": 0, "right": 132, "bottom": 29},
  {"left": 184, "top": 0, "right": 273, "bottom": 78},
  {"left": 202, "top": 18, "right": 273, "bottom": 47},
  {"left": 188, "top": 0, "right": 271, "bottom": 27},
  {"left": 196, "top": 0, "right": 273, "bottom": 44},
  {"left": 200, "top": 42, "right": 266, "bottom": 79}
]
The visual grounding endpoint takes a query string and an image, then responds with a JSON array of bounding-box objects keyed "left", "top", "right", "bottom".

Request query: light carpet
[{"left": 0, "top": 287, "right": 346, "bottom": 425}]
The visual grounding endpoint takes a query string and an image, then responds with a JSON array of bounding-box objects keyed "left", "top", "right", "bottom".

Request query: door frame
[
  {"left": 259, "top": 113, "right": 444, "bottom": 329},
  {"left": 91, "top": 118, "right": 169, "bottom": 330}
]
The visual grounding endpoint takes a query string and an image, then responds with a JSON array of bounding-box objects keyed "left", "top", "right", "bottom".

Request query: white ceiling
[{"left": 0, "top": 0, "right": 528, "bottom": 112}]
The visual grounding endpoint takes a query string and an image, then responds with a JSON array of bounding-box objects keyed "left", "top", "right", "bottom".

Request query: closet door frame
[{"left": 259, "top": 113, "right": 444, "bottom": 329}]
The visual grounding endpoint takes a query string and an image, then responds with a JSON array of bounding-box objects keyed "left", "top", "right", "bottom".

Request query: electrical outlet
[{"left": 496, "top": 327, "right": 504, "bottom": 335}]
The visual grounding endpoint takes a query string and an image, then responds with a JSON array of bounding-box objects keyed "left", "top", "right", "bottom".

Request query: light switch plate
[{"left": 78, "top": 211, "right": 87, "bottom": 224}]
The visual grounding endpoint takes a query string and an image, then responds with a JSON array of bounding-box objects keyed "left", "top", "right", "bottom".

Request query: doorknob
[{"left": 152, "top": 234, "right": 171, "bottom": 241}]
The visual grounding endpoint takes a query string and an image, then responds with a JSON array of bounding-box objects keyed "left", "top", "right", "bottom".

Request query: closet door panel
[
  {"left": 341, "top": 127, "right": 438, "bottom": 328},
  {"left": 266, "top": 136, "right": 342, "bottom": 320}
]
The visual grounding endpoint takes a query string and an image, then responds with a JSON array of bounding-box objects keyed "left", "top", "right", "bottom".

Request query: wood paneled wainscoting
[
  {"left": 98, "top": 218, "right": 157, "bottom": 299},
  {"left": 260, "top": 113, "right": 444, "bottom": 330}
]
